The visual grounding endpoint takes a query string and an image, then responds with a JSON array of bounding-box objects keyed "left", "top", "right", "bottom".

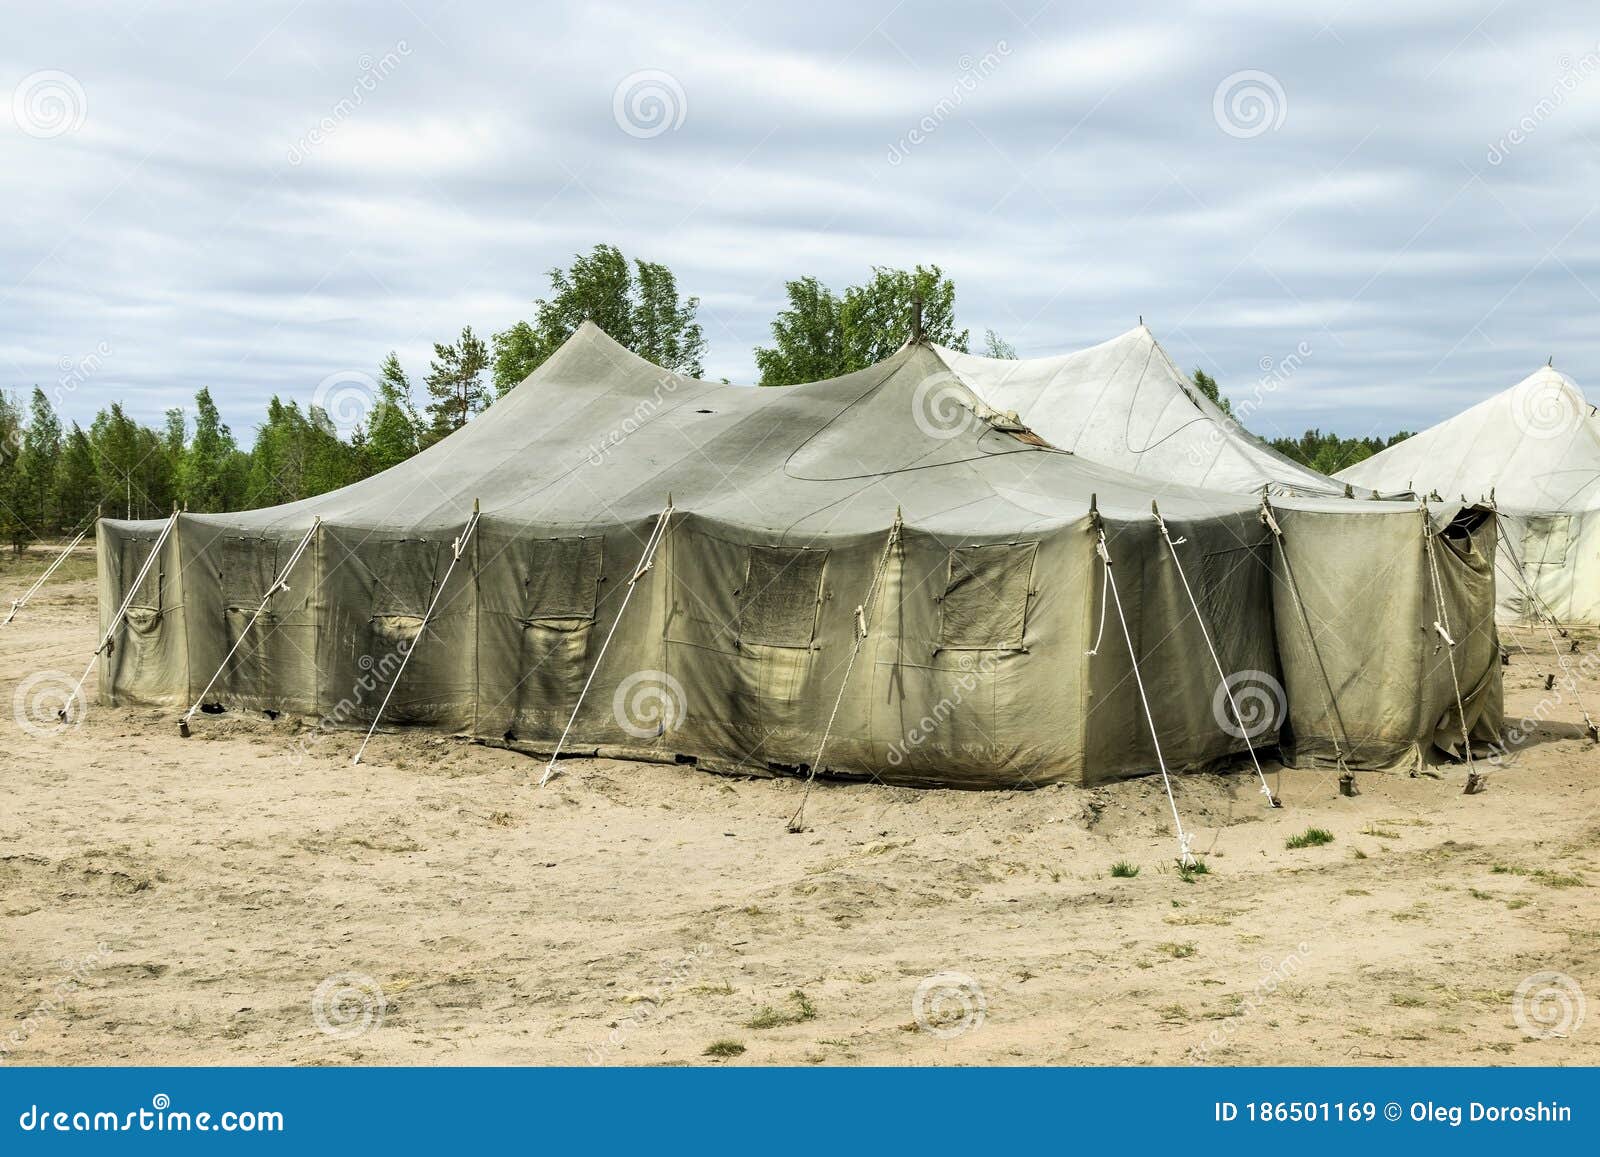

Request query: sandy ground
[{"left": 2, "top": 545, "right": 1597, "bottom": 1067}]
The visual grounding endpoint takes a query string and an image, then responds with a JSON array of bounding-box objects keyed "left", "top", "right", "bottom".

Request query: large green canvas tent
[
  {"left": 1335, "top": 364, "right": 1600, "bottom": 627},
  {"left": 934, "top": 324, "right": 1503, "bottom": 769},
  {"left": 94, "top": 324, "right": 1498, "bottom": 785}
]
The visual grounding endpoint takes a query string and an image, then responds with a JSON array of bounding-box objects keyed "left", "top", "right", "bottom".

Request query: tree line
[{"left": 0, "top": 242, "right": 1407, "bottom": 547}]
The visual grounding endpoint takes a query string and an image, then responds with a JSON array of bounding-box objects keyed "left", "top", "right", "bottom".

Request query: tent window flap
[
  {"left": 121, "top": 539, "right": 163, "bottom": 611},
  {"left": 738, "top": 545, "right": 827, "bottom": 647},
  {"left": 523, "top": 536, "right": 604, "bottom": 620},
  {"left": 1523, "top": 514, "right": 1573, "bottom": 567},
  {"left": 938, "top": 542, "right": 1037, "bottom": 650},
  {"left": 371, "top": 539, "right": 440, "bottom": 614}
]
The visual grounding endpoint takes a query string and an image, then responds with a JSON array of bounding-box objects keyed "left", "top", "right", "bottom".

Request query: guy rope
[
  {"left": 3, "top": 524, "right": 91, "bottom": 627},
  {"left": 59, "top": 509, "right": 180, "bottom": 725},
  {"left": 1260, "top": 497, "right": 1359, "bottom": 796},
  {"left": 786, "top": 511, "right": 902, "bottom": 833},
  {"left": 178, "top": 517, "right": 321, "bottom": 737},
  {"left": 1418, "top": 504, "right": 1484, "bottom": 793},
  {"left": 538, "top": 498, "right": 675, "bottom": 788},
  {"left": 354, "top": 501, "right": 482, "bottom": 766},
  {"left": 1152, "top": 501, "right": 1279, "bottom": 808},
  {"left": 1090, "top": 504, "right": 1198, "bottom": 868},
  {"left": 1488, "top": 502, "right": 1599, "bottom": 743}
]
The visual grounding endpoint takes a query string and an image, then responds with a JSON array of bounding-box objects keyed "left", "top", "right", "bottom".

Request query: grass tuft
[
  {"left": 1285, "top": 827, "right": 1335, "bottom": 850},
  {"left": 703, "top": 1039, "right": 745, "bottom": 1058},
  {"left": 745, "top": 989, "right": 817, "bottom": 1030},
  {"left": 1110, "top": 861, "right": 1140, "bottom": 878}
]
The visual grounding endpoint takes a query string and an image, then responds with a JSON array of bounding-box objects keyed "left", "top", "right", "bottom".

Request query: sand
[{"left": 2, "top": 549, "right": 1596, "bottom": 1066}]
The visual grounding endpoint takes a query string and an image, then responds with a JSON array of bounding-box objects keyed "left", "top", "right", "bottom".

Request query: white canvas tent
[
  {"left": 936, "top": 324, "right": 1504, "bottom": 770},
  {"left": 935, "top": 324, "right": 1352, "bottom": 497},
  {"left": 1335, "top": 365, "right": 1600, "bottom": 626}
]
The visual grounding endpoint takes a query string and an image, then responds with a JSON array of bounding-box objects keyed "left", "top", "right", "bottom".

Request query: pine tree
[
  {"left": 55, "top": 424, "right": 99, "bottom": 528},
  {"left": 180, "top": 388, "right": 243, "bottom": 512},
  {"left": 424, "top": 326, "right": 490, "bottom": 442},
  {"left": 19, "top": 387, "right": 64, "bottom": 533}
]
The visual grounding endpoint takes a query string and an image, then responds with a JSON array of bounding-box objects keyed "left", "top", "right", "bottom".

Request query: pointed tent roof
[
  {"left": 216, "top": 322, "right": 1262, "bottom": 538},
  {"left": 1334, "top": 365, "right": 1600, "bottom": 512},
  {"left": 935, "top": 324, "right": 1351, "bottom": 498}
]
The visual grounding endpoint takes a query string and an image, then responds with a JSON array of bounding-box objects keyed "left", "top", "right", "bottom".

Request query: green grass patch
[
  {"left": 1110, "top": 861, "right": 1140, "bottom": 878},
  {"left": 1286, "top": 827, "right": 1335, "bottom": 850},
  {"left": 703, "top": 1039, "right": 745, "bottom": 1058},
  {"left": 745, "top": 989, "right": 817, "bottom": 1030}
]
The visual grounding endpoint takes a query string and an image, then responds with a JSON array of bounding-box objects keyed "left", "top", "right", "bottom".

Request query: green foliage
[
  {"left": 424, "top": 326, "right": 490, "bottom": 443},
  {"left": 0, "top": 391, "right": 26, "bottom": 550},
  {"left": 245, "top": 398, "right": 362, "bottom": 508},
  {"left": 1191, "top": 368, "right": 1233, "bottom": 417},
  {"left": 179, "top": 388, "right": 247, "bottom": 512},
  {"left": 1110, "top": 861, "right": 1140, "bottom": 878},
  {"left": 754, "top": 264, "right": 970, "bottom": 386},
  {"left": 18, "top": 388, "right": 64, "bottom": 532},
  {"left": 983, "top": 329, "right": 1017, "bottom": 359},
  {"left": 1286, "top": 827, "right": 1335, "bottom": 849},
  {"left": 1270, "top": 429, "right": 1413, "bottom": 477},
  {"left": 367, "top": 352, "right": 422, "bottom": 473},
  {"left": 490, "top": 243, "right": 706, "bottom": 393}
]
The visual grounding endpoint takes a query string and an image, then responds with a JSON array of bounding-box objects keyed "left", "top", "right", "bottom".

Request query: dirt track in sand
[{"left": 1, "top": 555, "right": 1597, "bottom": 1066}]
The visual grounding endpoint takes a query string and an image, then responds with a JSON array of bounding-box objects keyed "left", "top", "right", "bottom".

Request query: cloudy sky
[{"left": 5, "top": 0, "right": 1600, "bottom": 449}]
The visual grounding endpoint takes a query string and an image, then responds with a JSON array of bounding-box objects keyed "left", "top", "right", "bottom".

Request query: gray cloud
[{"left": 5, "top": 0, "right": 1600, "bottom": 449}]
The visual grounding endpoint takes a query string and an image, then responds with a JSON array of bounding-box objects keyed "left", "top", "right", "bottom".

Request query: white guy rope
[
  {"left": 1260, "top": 499, "right": 1356, "bottom": 786},
  {"left": 1491, "top": 517, "right": 1597, "bottom": 737},
  {"left": 2, "top": 525, "right": 89, "bottom": 626},
  {"left": 538, "top": 500, "right": 675, "bottom": 788},
  {"left": 1096, "top": 529, "right": 1196, "bottom": 868},
  {"left": 60, "top": 511, "right": 179, "bottom": 724},
  {"left": 787, "top": 512, "right": 902, "bottom": 833},
  {"left": 353, "top": 507, "right": 482, "bottom": 766},
  {"left": 180, "top": 518, "right": 320, "bottom": 732},
  {"left": 1152, "top": 503, "right": 1277, "bottom": 807}
]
